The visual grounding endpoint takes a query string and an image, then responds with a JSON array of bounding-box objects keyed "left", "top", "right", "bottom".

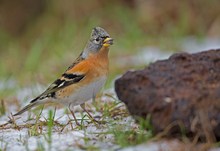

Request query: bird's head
[{"left": 83, "top": 27, "right": 113, "bottom": 57}]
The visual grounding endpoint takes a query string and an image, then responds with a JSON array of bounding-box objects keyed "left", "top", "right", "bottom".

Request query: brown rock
[{"left": 115, "top": 49, "right": 220, "bottom": 141}]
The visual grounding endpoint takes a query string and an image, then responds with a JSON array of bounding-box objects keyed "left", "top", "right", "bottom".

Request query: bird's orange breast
[
  {"left": 56, "top": 46, "right": 110, "bottom": 99},
  {"left": 67, "top": 46, "right": 109, "bottom": 77}
]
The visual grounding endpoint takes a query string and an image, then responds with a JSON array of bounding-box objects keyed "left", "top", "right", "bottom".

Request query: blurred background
[{"left": 0, "top": 0, "right": 220, "bottom": 98}]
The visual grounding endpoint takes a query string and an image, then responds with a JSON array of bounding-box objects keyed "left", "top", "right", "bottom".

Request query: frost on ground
[{"left": 0, "top": 88, "right": 137, "bottom": 151}]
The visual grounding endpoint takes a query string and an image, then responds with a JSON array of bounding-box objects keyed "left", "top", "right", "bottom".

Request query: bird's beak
[{"left": 103, "top": 37, "right": 113, "bottom": 47}]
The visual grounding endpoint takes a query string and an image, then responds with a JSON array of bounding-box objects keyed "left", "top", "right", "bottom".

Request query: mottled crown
[{"left": 91, "top": 27, "right": 110, "bottom": 39}]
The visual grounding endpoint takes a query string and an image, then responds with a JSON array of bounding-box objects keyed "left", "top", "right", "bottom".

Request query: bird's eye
[
  {"left": 95, "top": 38, "right": 100, "bottom": 42},
  {"left": 93, "top": 37, "right": 101, "bottom": 44}
]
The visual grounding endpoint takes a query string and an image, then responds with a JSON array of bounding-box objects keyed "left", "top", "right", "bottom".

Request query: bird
[{"left": 13, "top": 27, "right": 113, "bottom": 126}]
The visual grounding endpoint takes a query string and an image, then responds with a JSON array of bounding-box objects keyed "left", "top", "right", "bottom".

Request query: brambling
[{"left": 13, "top": 27, "right": 113, "bottom": 125}]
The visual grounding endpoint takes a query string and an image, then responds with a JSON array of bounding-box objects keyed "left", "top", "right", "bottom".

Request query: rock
[{"left": 115, "top": 49, "right": 220, "bottom": 141}]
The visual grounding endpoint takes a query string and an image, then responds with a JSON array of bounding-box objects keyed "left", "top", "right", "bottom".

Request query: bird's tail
[{"left": 13, "top": 98, "right": 41, "bottom": 116}]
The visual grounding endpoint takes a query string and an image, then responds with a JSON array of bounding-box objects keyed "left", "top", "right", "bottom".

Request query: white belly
[{"left": 60, "top": 76, "right": 107, "bottom": 106}]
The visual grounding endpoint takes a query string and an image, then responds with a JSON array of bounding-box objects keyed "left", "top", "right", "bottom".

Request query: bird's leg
[
  {"left": 80, "top": 103, "right": 100, "bottom": 124},
  {"left": 68, "top": 105, "right": 81, "bottom": 126}
]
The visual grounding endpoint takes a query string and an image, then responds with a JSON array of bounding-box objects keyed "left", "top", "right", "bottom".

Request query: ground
[{"left": 0, "top": 38, "right": 220, "bottom": 151}]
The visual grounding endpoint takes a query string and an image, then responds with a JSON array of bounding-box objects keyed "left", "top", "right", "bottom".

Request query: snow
[{"left": 0, "top": 87, "right": 130, "bottom": 150}]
